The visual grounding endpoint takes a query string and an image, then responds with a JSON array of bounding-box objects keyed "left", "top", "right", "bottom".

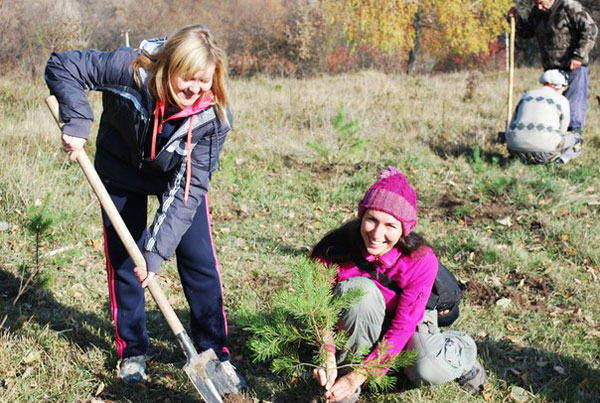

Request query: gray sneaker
[
  {"left": 119, "top": 354, "right": 148, "bottom": 384},
  {"left": 457, "top": 360, "right": 485, "bottom": 394}
]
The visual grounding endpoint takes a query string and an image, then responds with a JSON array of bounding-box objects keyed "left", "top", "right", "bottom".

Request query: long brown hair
[{"left": 131, "top": 24, "right": 229, "bottom": 124}]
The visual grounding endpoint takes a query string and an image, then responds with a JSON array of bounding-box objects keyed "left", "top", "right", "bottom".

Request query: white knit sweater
[{"left": 506, "top": 86, "right": 570, "bottom": 153}]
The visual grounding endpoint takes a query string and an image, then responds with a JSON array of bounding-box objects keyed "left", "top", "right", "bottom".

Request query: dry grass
[{"left": 1, "top": 67, "right": 599, "bottom": 402}]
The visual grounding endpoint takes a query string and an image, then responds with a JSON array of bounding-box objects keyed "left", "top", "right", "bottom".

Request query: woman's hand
[
  {"left": 313, "top": 350, "right": 338, "bottom": 391},
  {"left": 325, "top": 370, "right": 367, "bottom": 402},
  {"left": 61, "top": 134, "right": 86, "bottom": 161},
  {"left": 133, "top": 266, "right": 157, "bottom": 288}
]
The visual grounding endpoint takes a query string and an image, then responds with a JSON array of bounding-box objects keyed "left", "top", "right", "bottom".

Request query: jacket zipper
[{"left": 139, "top": 118, "right": 150, "bottom": 169}]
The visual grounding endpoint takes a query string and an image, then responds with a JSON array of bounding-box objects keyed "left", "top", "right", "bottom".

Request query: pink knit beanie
[{"left": 357, "top": 167, "right": 418, "bottom": 235}]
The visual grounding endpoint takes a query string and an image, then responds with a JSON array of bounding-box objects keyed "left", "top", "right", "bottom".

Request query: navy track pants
[{"left": 101, "top": 185, "right": 229, "bottom": 361}]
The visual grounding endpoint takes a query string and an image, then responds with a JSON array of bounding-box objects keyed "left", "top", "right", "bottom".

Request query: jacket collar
[{"left": 363, "top": 246, "right": 402, "bottom": 268}]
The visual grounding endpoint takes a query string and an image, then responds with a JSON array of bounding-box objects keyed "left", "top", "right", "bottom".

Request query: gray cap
[{"left": 540, "top": 69, "right": 568, "bottom": 88}]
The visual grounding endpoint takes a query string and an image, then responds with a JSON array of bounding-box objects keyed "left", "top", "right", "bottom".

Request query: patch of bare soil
[
  {"left": 436, "top": 197, "right": 464, "bottom": 217},
  {"left": 427, "top": 194, "right": 515, "bottom": 226},
  {"left": 466, "top": 270, "right": 554, "bottom": 312},
  {"left": 223, "top": 393, "right": 254, "bottom": 403},
  {"left": 467, "top": 198, "right": 514, "bottom": 223}
]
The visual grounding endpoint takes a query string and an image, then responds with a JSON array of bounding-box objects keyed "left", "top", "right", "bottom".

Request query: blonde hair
[{"left": 132, "top": 24, "right": 229, "bottom": 124}]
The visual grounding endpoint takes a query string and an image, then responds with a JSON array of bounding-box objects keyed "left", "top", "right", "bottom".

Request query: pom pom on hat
[{"left": 358, "top": 167, "right": 418, "bottom": 235}]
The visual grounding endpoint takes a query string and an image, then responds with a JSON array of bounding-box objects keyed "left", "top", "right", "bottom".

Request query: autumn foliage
[{"left": 1, "top": 0, "right": 598, "bottom": 76}]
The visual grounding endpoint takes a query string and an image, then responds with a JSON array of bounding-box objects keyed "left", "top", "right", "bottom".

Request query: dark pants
[
  {"left": 101, "top": 185, "right": 229, "bottom": 361},
  {"left": 564, "top": 66, "right": 588, "bottom": 132}
]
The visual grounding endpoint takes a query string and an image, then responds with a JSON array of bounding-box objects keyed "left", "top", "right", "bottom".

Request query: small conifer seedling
[{"left": 241, "top": 256, "right": 416, "bottom": 393}]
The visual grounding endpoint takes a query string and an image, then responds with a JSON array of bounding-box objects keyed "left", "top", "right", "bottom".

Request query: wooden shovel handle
[
  {"left": 507, "top": 15, "right": 516, "bottom": 130},
  {"left": 45, "top": 95, "right": 185, "bottom": 336}
]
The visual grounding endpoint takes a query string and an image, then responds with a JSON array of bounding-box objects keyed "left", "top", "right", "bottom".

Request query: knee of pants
[
  {"left": 336, "top": 278, "right": 386, "bottom": 324},
  {"left": 335, "top": 277, "right": 386, "bottom": 351},
  {"left": 404, "top": 328, "right": 477, "bottom": 385}
]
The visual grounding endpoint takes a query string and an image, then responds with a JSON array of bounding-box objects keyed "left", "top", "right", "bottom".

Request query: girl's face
[
  {"left": 360, "top": 209, "right": 403, "bottom": 257},
  {"left": 170, "top": 64, "right": 215, "bottom": 107}
]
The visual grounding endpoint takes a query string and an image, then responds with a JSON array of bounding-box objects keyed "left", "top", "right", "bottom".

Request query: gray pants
[
  {"left": 511, "top": 131, "right": 583, "bottom": 164},
  {"left": 335, "top": 277, "right": 477, "bottom": 385}
]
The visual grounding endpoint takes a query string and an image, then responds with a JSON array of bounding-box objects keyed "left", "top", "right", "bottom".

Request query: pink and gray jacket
[{"left": 332, "top": 245, "right": 438, "bottom": 371}]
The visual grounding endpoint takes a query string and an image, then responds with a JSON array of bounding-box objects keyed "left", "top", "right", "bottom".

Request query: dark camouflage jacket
[{"left": 518, "top": 0, "right": 597, "bottom": 69}]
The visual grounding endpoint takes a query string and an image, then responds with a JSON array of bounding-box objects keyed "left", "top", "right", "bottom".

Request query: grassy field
[{"left": 0, "top": 67, "right": 599, "bottom": 402}]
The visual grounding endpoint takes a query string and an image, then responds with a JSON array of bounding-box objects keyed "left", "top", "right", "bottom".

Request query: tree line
[{"left": 1, "top": 0, "right": 598, "bottom": 77}]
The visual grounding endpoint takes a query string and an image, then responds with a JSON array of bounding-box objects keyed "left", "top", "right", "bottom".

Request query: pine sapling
[
  {"left": 13, "top": 195, "right": 55, "bottom": 305},
  {"left": 242, "top": 255, "right": 415, "bottom": 392}
]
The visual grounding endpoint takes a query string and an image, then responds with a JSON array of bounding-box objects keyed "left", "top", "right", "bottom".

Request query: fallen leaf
[
  {"left": 520, "top": 372, "right": 529, "bottom": 384},
  {"left": 23, "top": 351, "right": 41, "bottom": 365},
  {"left": 509, "top": 385, "right": 530, "bottom": 402},
  {"left": 497, "top": 216, "right": 512, "bottom": 226},
  {"left": 505, "top": 335, "right": 526, "bottom": 348},
  {"left": 508, "top": 367, "right": 521, "bottom": 376},
  {"left": 95, "top": 382, "right": 105, "bottom": 396},
  {"left": 583, "top": 315, "right": 595, "bottom": 325},
  {"left": 489, "top": 276, "right": 503, "bottom": 288},
  {"left": 554, "top": 366, "right": 565, "bottom": 375},
  {"left": 496, "top": 297, "right": 512, "bottom": 309}
]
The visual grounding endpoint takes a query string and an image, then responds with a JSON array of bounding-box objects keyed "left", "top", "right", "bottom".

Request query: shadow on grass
[
  {"left": 427, "top": 139, "right": 512, "bottom": 168},
  {"left": 0, "top": 268, "right": 204, "bottom": 402},
  {"left": 255, "top": 237, "right": 310, "bottom": 257},
  {"left": 479, "top": 338, "right": 599, "bottom": 402},
  {"left": 0, "top": 268, "right": 112, "bottom": 352}
]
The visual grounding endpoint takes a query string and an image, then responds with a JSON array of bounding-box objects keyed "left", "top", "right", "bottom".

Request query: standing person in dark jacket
[
  {"left": 45, "top": 24, "right": 243, "bottom": 385},
  {"left": 509, "top": 0, "right": 597, "bottom": 136}
]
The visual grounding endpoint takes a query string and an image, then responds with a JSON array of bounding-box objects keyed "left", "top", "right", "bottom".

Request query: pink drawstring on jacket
[{"left": 149, "top": 92, "right": 215, "bottom": 206}]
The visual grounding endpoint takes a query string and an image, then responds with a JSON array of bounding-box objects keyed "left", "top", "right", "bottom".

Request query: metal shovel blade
[
  {"left": 184, "top": 350, "right": 223, "bottom": 403},
  {"left": 180, "top": 344, "right": 244, "bottom": 402}
]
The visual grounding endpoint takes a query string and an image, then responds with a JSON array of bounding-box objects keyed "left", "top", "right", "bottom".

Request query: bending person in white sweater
[{"left": 507, "top": 70, "right": 582, "bottom": 164}]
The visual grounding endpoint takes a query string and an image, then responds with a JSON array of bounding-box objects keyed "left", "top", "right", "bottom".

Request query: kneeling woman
[{"left": 311, "top": 167, "right": 484, "bottom": 402}]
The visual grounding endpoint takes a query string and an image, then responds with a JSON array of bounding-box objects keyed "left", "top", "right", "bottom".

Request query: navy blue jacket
[{"left": 45, "top": 45, "right": 231, "bottom": 273}]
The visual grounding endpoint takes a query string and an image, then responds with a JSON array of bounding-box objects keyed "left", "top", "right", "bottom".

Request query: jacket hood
[{"left": 139, "top": 37, "right": 167, "bottom": 54}]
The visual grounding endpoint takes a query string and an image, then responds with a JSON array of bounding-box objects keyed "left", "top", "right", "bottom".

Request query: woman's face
[
  {"left": 360, "top": 209, "right": 403, "bottom": 257},
  {"left": 170, "top": 64, "right": 215, "bottom": 107}
]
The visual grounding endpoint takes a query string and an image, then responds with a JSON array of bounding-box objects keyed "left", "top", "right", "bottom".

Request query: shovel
[
  {"left": 498, "top": 14, "right": 516, "bottom": 144},
  {"left": 45, "top": 95, "right": 242, "bottom": 402}
]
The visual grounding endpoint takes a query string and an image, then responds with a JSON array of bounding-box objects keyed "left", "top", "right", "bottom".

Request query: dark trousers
[
  {"left": 101, "top": 185, "right": 229, "bottom": 361},
  {"left": 564, "top": 66, "right": 588, "bottom": 132}
]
